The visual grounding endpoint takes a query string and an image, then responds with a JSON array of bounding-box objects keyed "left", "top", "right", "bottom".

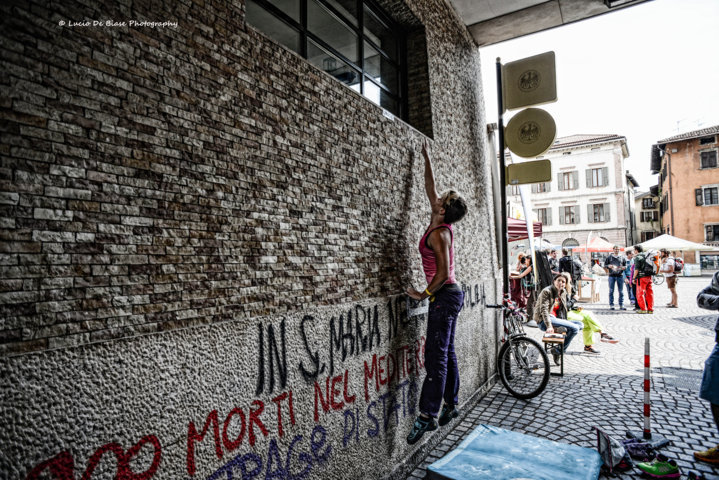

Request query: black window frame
[
  {"left": 707, "top": 225, "right": 719, "bottom": 241},
  {"left": 701, "top": 150, "right": 718, "bottom": 169},
  {"left": 704, "top": 187, "right": 719, "bottom": 206},
  {"left": 246, "top": 0, "right": 407, "bottom": 119}
]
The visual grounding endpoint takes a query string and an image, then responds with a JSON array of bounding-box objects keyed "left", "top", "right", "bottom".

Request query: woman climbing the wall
[{"left": 405, "top": 140, "right": 468, "bottom": 445}]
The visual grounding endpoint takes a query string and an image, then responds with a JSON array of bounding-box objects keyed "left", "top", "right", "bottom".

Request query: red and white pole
[{"left": 643, "top": 337, "right": 651, "bottom": 439}]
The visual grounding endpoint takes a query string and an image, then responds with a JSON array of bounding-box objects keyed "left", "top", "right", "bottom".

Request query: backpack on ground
[{"left": 674, "top": 258, "right": 684, "bottom": 274}]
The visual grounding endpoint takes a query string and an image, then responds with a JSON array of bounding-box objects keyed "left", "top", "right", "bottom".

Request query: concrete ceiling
[{"left": 447, "top": 0, "right": 653, "bottom": 46}]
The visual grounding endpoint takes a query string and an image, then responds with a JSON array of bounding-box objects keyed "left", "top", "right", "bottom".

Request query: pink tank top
[{"left": 419, "top": 224, "right": 456, "bottom": 285}]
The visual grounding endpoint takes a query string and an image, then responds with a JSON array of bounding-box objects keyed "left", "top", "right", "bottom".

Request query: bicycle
[{"left": 486, "top": 296, "right": 550, "bottom": 399}]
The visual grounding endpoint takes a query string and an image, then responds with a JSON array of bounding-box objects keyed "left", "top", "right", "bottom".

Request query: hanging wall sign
[
  {"left": 504, "top": 107, "right": 557, "bottom": 158},
  {"left": 502, "top": 51, "right": 557, "bottom": 111}
]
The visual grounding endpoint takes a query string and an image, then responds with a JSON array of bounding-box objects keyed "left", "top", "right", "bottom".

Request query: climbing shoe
[
  {"left": 406, "top": 416, "right": 437, "bottom": 445},
  {"left": 438, "top": 404, "right": 459, "bottom": 426},
  {"left": 636, "top": 453, "right": 680, "bottom": 478},
  {"left": 694, "top": 445, "right": 719, "bottom": 464}
]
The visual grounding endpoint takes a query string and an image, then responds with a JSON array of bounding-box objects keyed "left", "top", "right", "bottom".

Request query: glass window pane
[
  {"left": 323, "top": 0, "right": 358, "bottom": 27},
  {"left": 308, "top": 39, "right": 360, "bottom": 88},
  {"left": 308, "top": 0, "right": 358, "bottom": 63},
  {"left": 246, "top": 0, "right": 301, "bottom": 53},
  {"left": 267, "top": 0, "right": 300, "bottom": 22},
  {"left": 363, "top": 6, "right": 397, "bottom": 61},
  {"left": 364, "top": 42, "right": 398, "bottom": 95},
  {"left": 363, "top": 79, "right": 398, "bottom": 115}
]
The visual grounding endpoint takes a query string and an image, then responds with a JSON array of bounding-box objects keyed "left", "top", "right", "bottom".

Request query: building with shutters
[
  {"left": 507, "top": 134, "right": 638, "bottom": 260},
  {"left": 651, "top": 125, "right": 719, "bottom": 267},
  {"left": 634, "top": 191, "right": 662, "bottom": 243}
]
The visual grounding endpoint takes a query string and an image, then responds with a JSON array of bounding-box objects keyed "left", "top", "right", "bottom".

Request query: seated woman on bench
[
  {"left": 533, "top": 274, "right": 582, "bottom": 365},
  {"left": 561, "top": 272, "right": 619, "bottom": 354}
]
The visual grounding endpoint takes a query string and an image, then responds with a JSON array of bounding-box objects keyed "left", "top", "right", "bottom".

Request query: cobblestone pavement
[{"left": 406, "top": 276, "right": 719, "bottom": 480}]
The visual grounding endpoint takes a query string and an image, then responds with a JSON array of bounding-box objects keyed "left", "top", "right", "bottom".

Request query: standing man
[
  {"left": 624, "top": 249, "right": 636, "bottom": 307},
  {"left": 660, "top": 248, "right": 678, "bottom": 308},
  {"left": 633, "top": 245, "right": 654, "bottom": 314},
  {"left": 694, "top": 272, "right": 719, "bottom": 464},
  {"left": 604, "top": 245, "right": 627, "bottom": 310},
  {"left": 548, "top": 249, "right": 560, "bottom": 276}
]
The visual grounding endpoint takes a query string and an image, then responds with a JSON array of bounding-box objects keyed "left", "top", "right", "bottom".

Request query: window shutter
[
  {"left": 558, "top": 175, "right": 564, "bottom": 191},
  {"left": 546, "top": 181, "right": 551, "bottom": 193},
  {"left": 604, "top": 203, "right": 611, "bottom": 222},
  {"left": 587, "top": 204, "right": 593, "bottom": 223},
  {"left": 707, "top": 226, "right": 713, "bottom": 241},
  {"left": 559, "top": 207, "right": 565, "bottom": 224},
  {"left": 572, "top": 171, "right": 579, "bottom": 190},
  {"left": 531, "top": 184, "right": 537, "bottom": 193},
  {"left": 602, "top": 167, "right": 609, "bottom": 187},
  {"left": 586, "top": 169, "right": 592, "bottom": 188},
  {"left": 573, "top": 206, "right": 579, "bottom": 224},
  {"left": 696, "top": 188, "right": 704, "bottom": 206},
  {"left": 546, "top": 208, "right": 552, "bottom": 226}
]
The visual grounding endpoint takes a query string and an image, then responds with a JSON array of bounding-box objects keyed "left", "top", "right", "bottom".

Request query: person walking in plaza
[
  {"left": 405, "top": 140, "right": 468, "bottom": 445},
  {"left": 661, "top": 248, "right": 678, "bottom": 308},
  {"left": 561, "top": 272, "right": 619, "bottom": 354},
  {"left": 633, "top": 245, "right": 654, "bottom": 314},
  {"left": 624, "top": 249, "right": 636, "bottom": 307},
  {"left": 534, "top": 274, "right": 582, "bottom": 365},
  {"left": 604, "top": 245, "right": 627, "bottom": 310},
  {"left": 693, "top": 272, "right": 719, "bottom": 464}
]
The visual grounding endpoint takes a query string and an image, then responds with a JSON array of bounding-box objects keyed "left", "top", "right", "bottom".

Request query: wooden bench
[{"left": 542, "top": 334, "right": 565, "bottom": 377}]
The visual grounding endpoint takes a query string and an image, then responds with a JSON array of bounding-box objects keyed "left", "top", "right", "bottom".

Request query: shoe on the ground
[
  {"left": 600, "top": 333, "right": 619, "bottom": 344},
  {"left": 525, "top": 320, "right": 538, "bottom": 328},
  {"left": 636, "top": 453, "right": 680, "bottom": 478},
  {"left": 694, "top": 445, "right": 719, "bottom": 464},
  {"left": 667, "top": 305, "right": 678, "bottom": 308},
  {"left": 438, "top": 404, "right": 459, "bottom": 426},
  {"left": 647, "top": 310, "right": 654, "bottom": 314},
  {"left": 551, "top": 346, "right": 561, "bottom": 366},
  {"left": 610, "top": 306, "right": 615, "bottom": 310},
  {"left": 688, "top": 471, "right": 707, "bottom": 480},
  {"left": 584, "top": 345, "right": 600, "bottom": 354},
  {"left": 406, "top": 416, "right": 437, "bottom": 444},
  {"left": 636, "top": 310, "right": 647, "bottom": 314},
  {"left": 620, "top": 306, "right": 627, "bottom": 311}
]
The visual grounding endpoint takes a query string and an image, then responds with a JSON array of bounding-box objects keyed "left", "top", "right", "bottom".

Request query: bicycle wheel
[
  {"left": 653, "top": 274, "right": 664, "bottom": 285},
  {"left": 497, "top": 336, "right": 550, "bottom": 399}
]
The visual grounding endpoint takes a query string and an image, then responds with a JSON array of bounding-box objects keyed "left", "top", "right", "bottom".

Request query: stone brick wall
[{"left": 0, "top": 0, "right": 498, "bottom": 478}]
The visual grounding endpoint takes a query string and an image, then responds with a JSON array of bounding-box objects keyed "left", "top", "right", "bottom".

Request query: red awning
[{"left": 507, "top": 217, "right": 542, "bottom": 242}]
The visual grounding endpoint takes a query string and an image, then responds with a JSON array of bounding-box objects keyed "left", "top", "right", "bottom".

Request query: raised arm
[{"left": 422, "top": 141, "right": 440, "bottom": 208}]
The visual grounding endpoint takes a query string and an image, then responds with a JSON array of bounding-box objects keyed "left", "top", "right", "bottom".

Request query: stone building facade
[
  {"left": 0, "top": 0, "right": 499, "bottom": 479},
  {"left": 507, "top": 134, "right": 637, "bottom": 260}
]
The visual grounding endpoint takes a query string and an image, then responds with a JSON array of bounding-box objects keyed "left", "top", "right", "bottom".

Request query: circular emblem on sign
[
  {"left": 518, "top": 121, "right": 540, "bottom": 144},
  {"left": 504, "top": 108, "right": 556, "bottom": 158},
  {"left": 518, "top": 69, "right": 540, "bottom": 92}
]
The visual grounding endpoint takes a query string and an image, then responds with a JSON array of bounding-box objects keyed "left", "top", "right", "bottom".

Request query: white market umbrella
[{"left": 639, "top": 234, "right": 719, "bottom": 252}]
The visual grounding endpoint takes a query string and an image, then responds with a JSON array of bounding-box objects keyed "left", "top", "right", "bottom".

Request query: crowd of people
[
  {"left": 509, "top": 244, "right": 687, "bottom": 361},
  {"left": 510, "top": 244, "right": 683, "bottom": 319}
]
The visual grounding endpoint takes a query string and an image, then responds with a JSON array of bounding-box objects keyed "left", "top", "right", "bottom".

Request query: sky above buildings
[{"left": 479, "top": 0, "right": 719, "bottom": 192}]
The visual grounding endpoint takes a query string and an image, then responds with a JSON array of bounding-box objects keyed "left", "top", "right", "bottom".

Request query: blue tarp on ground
[{"left": 426, "top": 424, "right": 602, "bottom": 480}]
